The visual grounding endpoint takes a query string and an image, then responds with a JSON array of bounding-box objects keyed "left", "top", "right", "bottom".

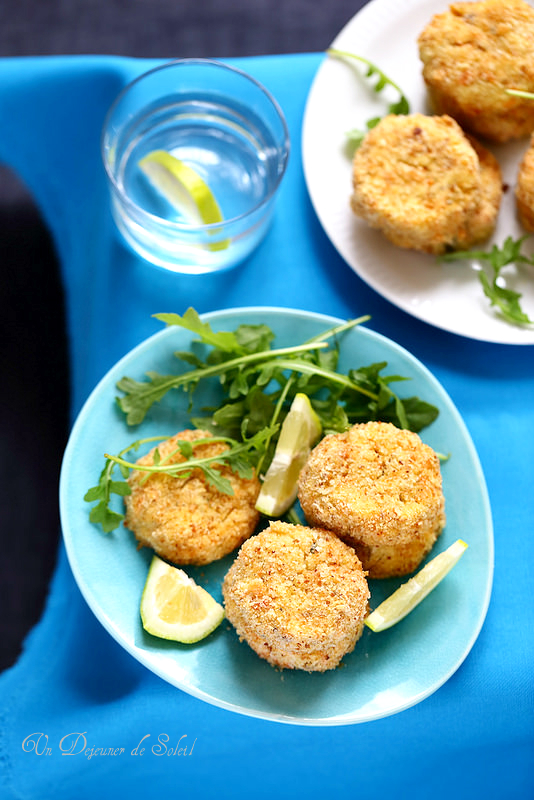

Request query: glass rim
[{"left": 100, "top": 57, "right": 291, "bottom": 231}]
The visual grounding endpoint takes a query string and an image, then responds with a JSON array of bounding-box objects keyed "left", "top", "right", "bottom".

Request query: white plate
[
  {"left": 60, "top": 307, "right": 493, "bottom": 726},
  {"left": 302, "top": 0, "right": 534, "bottom": 344}
]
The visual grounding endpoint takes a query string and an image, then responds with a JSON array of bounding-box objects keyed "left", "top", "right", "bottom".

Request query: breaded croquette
[
  {"left": 418, "top": 0, "right": 534, "bottom": 143},
  {"left": 222, "top": 521, "right": 370, "bottom": 672},
  {"left": 350, "top": 113, "right": 500, "bottom": 254},
  {"left": 124, "top": 429, "right": 260, "bottom": 566},
  {"left": 298, "top": 422, "right": 446, "bottom": 579},
  {"left": 516, "top": 134, "right": 534, "bottom": 232}
]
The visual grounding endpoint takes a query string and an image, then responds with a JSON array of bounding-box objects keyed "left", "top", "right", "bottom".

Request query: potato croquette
[
  {"left": 298, "top": 422, "right": 446, "bottom": 579},
  {"left": 350, "top": 113, "right": 493, "bottom": 255},
  {"left": 222, "top": 522, "right": 370, "bottom": 672},
  {"left": 418, "top": 0, "right": 534, "bottom": 143},
  {"left": 516, "top": 134, "right": 534, "bottom": 232},
  {"left": 124, "top": 429, "right": 260, "bottom": 566}
]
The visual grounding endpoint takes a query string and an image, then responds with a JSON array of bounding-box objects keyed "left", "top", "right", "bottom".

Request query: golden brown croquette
[
  {"left": 350, "top": 113, "right": 494, "bottom": 254},
  {"left": 124, "top": 429, "right": 260, "bottom": 566},
  {"left": 418, "top": 0, "right": 534, "bottom": 143},
  {"left": 297, "top": 422, "right": 446, "bottom": 579},
  {"left": 222, "top": 521, "right": 370, "bottom": 671},
  {"left": 516, "top": 134, "right": 534, "bottom": 232}
]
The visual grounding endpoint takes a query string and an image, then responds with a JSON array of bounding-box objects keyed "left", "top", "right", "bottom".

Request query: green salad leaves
[
  {"left": 84, "top": 309, "right": 440, "bottom": 532},
  {"left": 440, "top": 236, "right": 534, "bottom": 327}
]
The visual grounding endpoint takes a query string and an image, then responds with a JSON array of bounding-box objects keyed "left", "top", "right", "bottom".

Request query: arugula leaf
[
  {"left": 233, "top": 323, "right": 275, "bottom": 354},
  {"left": 88, "top": 502, "right": 125, "bottom": 534},
  {"left": 478, "top": 273, "right": 531, "bottom": 325},
  {"left": 154, "top": 308, "right": 242, "bottom": 353},
  {"left": 84, "top": 455, "right": 132, "bottom": 533},
  {"left": 327, "top": 49, "right": 410, "bottom": 149},
  {"left": 192, "top": 385, "right": 278, "bottom": 441},
  {"left": 201, "top": 466, "right": 234, "bottom": 495},
  {"left": 379, "top": 396, "right": 439, "bottom": 432},
  {"left": 440, "top": 236, "right": 534, "bottom": 327},
  {"left": 342, "top": 362, "right": 438, "bottom": 432},
  {"left": 116, "top": 372, "right": 184, "bottom": 427}
]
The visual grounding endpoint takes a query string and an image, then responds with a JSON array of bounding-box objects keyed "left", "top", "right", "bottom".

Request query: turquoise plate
[{"left": 59, "top": 307, "right": 493, "bottom": 725}]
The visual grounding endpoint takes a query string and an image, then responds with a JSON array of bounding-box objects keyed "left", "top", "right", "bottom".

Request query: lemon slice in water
[
  {"left": 255, "top": 392, "right": 322, "bottom": 517},
  {"left": 138, "top": 149, "right": 229, "bottom": 250},
  {"left": 140, "top": 555, "right": 224, "bottom": 643},
  {"left": 365, "top": 539, "right": 468, "bottom": 632}
]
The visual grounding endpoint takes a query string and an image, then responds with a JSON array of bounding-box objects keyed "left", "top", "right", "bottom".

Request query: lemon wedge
[
  {"left": 365, "top": 539, "right": 468, "bottom": 632},
  {"left": 255, "top": 392, "right": 322, "bottom": 517},
  {"left": 138, "top": 149, "right": 229, "bottom": 250},
  {"left": 140, "top": 555, "right": 224, "bottom": 643}
]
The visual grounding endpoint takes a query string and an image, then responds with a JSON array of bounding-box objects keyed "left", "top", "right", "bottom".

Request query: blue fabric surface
[{"left": 0, "top": 53, "right": 533, "bottom": 799}]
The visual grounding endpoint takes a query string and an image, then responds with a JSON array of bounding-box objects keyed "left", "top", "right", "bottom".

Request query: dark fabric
[
  {"left": 0, "top": 0, "right": 362, "bottom": 58},
  {"left": 0, "top": 171, "right": 69, "bottom": 671},
  {"left": 0, "top": 1, "right": 368, "bottom": 670}
]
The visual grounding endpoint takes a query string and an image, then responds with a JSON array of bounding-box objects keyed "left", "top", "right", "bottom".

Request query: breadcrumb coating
[
  {"left": 124, "top": 429, "right": 260, "bottom": 566},
  {"left": 222, "top": 522, "right": 370, "bottom": 672},
  {"left": 516, "top": 134, "right": 534, "bottom": 231},
  {"left": 350, "top": 113, "right": 496, "bottom": 254},
  {"left": 418, "top": 0, "right": 534, "bottom": 143},
  {"left": 298, "top": 422, "right": 446, "bottom": 578}
]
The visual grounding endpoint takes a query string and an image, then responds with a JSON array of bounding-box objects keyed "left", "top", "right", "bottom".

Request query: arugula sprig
[
  {"left": 116, "top": 309, "right": 437, "bottom": 435},
  {"left": 116, "top": 342, "right": 330, "bottom": 426},
  {"left": 327, "top": 49, "right": 410, "bottom": 149},
  {"left": 158, "top": 309, "right": 438, "bottom": 435},
  {"left": 83, "top": 436, "right": 155, "bottom": 533},
  {"left": 440, "top": 236, "right": 534, "bottom": 326},
  {"left": 117, "top": 309, "right": 374, "bottom": 426},
  {"left": 84, "top": 428, "right": 275, "bottom": 533}
]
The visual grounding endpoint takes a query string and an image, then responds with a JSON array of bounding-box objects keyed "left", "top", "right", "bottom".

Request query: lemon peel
[
  {"left": 255, "top": 393, "right": 322, "bottom": 517},
  {"left": 138, "top": 149, "right": 229, "bottom": 250},
  {"left": 365, "top": 539, "right": 468, "bottom": 632},
  {"left": 140, "top": 555, "right": 224, "bottom": 643}
]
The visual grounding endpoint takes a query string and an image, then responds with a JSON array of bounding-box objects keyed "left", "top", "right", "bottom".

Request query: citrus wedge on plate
[
  {"left": 138, "top": 150, "right": 229, "bottom": 250},
  {"left": 255, "top": 392, "right": 322, "bottom": 517},
  {"left": 140, "top": 555, "right": 224, "bottom": 643},
  {"left": 365, "top": 539, "right": 468, "bottom": 632}
]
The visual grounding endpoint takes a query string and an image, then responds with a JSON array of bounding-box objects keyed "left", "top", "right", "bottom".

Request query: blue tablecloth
[{"left": 0, "top": 53, "right": 532, "bottom": 799}]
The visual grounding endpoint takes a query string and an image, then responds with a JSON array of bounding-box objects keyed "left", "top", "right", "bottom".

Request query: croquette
[
  {"left": 350, "top": 113, "right": 500, "bottom": 254},
  {"left": 298, "top": 421, "right": 446, "bottom": 579},
  {"left": 418, "top": 0, "right": 534, "bottom": 143},
  {"left": 123, "top": 429, "right": 260, "bottom": 566},
  {"left": 222, "top": 521, "right": 370, "bottom": 672},
  {"left": 516, "top": 133, "right": 534, "bottom": 231}
]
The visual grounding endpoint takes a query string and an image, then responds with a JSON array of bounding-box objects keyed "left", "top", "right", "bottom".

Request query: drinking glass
[{"left": 101, "top": 58, "right": 290, "bottom": 274}]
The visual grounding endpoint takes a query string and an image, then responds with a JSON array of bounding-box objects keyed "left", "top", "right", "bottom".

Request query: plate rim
[{"left": 59, "top": 305, "right": 494, "bottom": 726}]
